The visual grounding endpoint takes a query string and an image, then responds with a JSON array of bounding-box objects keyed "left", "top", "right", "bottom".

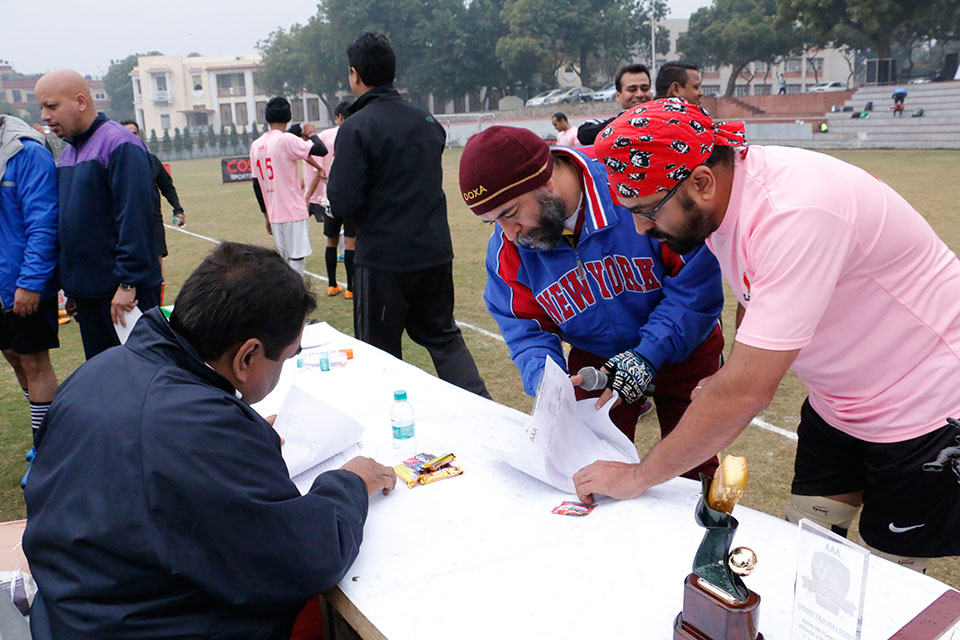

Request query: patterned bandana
[{"left": 594, "top": 97, "right": 746, "bottom": 199}]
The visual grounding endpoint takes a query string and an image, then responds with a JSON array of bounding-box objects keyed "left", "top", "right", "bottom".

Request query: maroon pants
[{"left": 568, "top": 325, "right": 724, "bottom": 481}]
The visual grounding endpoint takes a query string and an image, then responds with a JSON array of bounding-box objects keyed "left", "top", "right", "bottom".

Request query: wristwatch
[{"left": 119, "top": 283, "right": 135, "bottom": 291}]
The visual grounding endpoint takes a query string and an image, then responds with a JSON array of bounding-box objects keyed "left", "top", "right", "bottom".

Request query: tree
[
  {"left": 148, "top": 129, "right": 160, "bottom": 154},
  {"left": 161, "top": 129, "right": 172, "bottom": 154},
  {"left": 251, "top": 121, "right": 260, "bottom": 139},
  {"left": 182, "top": 127, "right": 193, "bottom": 156},
  {"left": 218, "top": 126, "right": 228, "bottom": 153},
  {"left": 229, "top": 124, "right": 239, "bottom": 149},
  {"left": 679, "top": 0, "right": 807, "bottom": 96},
  {"left": 196, "top": 126, "right": 206, "bottom": 152},
  {"left": 103, "top": 51, "right": 163, "bottom": 122},
  {"left": 173, "top": 128, "right": 183, "bottom": 158},
  {"left": 497, "top": 0, "right": 646, "bottom": 88},
  {"left": 0, "top": 99, "right": 16, "bottom": 116}
]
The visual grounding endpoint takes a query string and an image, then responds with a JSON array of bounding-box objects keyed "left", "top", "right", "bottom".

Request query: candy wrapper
[
  {"left": 393, "top": 453, "right": 463, "bottom": 488},
  {"left": 552, "top": 501, "right": 597, "bottom": 516}
]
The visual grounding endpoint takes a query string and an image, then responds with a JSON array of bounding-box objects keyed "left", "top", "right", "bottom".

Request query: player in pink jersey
[
  {"left": 250, "top": 97, "right": 327, "bottom": 276},
  {"left": 580, "top": 98, "right": 960, "bottom": 572},
  {"left": 298, "top": 100, "right": 356, "bottom": 297}
]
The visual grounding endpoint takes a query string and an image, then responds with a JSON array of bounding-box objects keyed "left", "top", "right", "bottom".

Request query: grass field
[{"left": 3, "top": 148, "right": 959, "bottom": 588}]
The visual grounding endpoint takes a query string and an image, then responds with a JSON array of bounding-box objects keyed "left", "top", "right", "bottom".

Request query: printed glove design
[{"left": 602, "top": 350, "right": 656, "bottom": 404}]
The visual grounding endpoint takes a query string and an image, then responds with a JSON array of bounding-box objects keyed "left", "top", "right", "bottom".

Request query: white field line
[{"left": 165, "top": 223, "right": 797, "bottom": 442}]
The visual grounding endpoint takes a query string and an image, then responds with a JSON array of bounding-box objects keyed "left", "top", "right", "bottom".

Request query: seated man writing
[{"left": 24, "top": 242, "right": 395, "bottom": 639}]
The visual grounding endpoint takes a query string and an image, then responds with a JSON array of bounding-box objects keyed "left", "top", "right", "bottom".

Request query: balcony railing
[{"left": 153, "top": 90, "right": 171, "bottom": 104}]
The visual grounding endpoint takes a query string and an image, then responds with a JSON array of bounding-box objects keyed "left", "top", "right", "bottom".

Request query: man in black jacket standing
[{"left": 328, "top": 32, "right": 489, "bottom": 398}]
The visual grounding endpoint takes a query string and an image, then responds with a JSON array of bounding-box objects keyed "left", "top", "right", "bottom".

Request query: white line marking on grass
[
  {"left": 164, "top": 224, "right": 798, "bottom": 442},
  {"left": 750, "top": 416, "right": 798, "bottom": 441}
]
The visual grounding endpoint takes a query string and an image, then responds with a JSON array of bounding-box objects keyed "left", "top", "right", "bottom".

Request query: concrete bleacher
[{"left": 818, "top": 81, "right": 960, "bottom": 149}]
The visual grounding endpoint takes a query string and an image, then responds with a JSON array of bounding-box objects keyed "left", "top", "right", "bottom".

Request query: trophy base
[{"left": 674, "top": 573, "right": 763, "bottom": 640}]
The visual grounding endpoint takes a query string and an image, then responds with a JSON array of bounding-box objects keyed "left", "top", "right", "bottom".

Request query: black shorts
[
  {"left": 308, "top": 203, "right": 356, "bottom": 239},
  {"left": 792, "top": 398, "right": 960, "bottom": 557},
  {"left": 0, "top": 296, "right": 60, "bottom": 354}
]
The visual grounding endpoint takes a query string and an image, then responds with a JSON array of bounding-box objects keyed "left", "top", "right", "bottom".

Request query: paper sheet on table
[
  {"left": 492, "top": 356, "right": 640, "bottom": 493},
  {"left": 273, "top": 385, "right": 364, "bottom": 478},
  {"left": 291, "top": 441, "right": 365, "bottom": 495},
  {"left": 113, "top": 306, "right": 142, "bottom": 344}
]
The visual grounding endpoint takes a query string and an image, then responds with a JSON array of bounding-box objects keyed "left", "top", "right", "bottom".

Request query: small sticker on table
[{"left": 552, "top": 501, "right": 597, "bottom": 516}]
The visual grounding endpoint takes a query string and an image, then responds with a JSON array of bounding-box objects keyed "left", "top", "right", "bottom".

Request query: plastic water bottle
[{"left": 391, "top": 390, "right": 416, "bottom": 460}]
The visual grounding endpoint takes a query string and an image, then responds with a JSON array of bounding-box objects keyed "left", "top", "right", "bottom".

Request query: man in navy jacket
[
  {"left": 461, "top": 127, "right": 724, "bottom": 478},
  {"left": 35, "top": 69, "right": 161, "bottom": 359},
  {"left": 0, "top": 114, "right": 59, "bottom": 444},
  {"left": 24, "top": 242, "right": 396, "bottom": 639}
]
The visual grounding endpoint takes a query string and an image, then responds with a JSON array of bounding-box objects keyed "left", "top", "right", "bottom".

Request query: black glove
[{"left": 602, "top": 350, "right": 656, "bottom": 404}]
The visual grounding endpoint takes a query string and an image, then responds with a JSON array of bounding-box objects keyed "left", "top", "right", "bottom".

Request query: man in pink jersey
[
  {"left": 250, "top": 97, "right": 327, "bottom": 275},
  {"left": 297, "top": 100, "right": 356, "bottom": 297},
  {"left": 578, "top": 98, "right": 960, "bottom": 571}
]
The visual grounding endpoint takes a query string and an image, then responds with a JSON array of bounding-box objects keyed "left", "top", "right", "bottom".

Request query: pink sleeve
[
  {"left": 736, "top": 207, "right": 856, "bottom": 351},
  {"left": 284, "top": 134, "right": 313, "bottom": 159}
]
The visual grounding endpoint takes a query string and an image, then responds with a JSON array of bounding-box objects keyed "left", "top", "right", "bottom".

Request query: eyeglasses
[{"left": 631, "top": 180, "right": 683, "bottom": 221}]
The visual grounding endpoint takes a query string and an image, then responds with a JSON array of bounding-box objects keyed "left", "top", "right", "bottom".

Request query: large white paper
[
  {"left": 493, "top": 357, "right": 640, "bottom": 493},
  {"left": 112, "top": 306, "right": 142, "bottom": 344},
  {"left": 273, "top": 385, "right": 364, "bottom": 477},
  {"left": 291, "top": 441, "right": 365, "bottom": 495}
]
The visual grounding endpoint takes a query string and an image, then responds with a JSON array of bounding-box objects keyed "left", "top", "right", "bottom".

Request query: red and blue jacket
[
  {"left": 484, "top": 146, "right": 723, "bottom": 396},
  {"left": 56, "top": 113, "right": 161, "bottom": 298}
]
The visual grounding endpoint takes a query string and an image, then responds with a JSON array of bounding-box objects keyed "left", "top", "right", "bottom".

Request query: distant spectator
[
  {"left": 35, "top": 69, "right": 161, "bottom": 360},
  {"left": 551, "top": 112, "right": 579, "bottom": 146},
  {"left": 577, "top": 63, "right": 653, "bottom": 145},
  {"left": 777, "top": 72, "right": 787, "bottom": 95},
  {"left": 655, "top": 61, "right": 704, "bottom": 105},
  {"left": 120, "top": 120, "right": 185, "bottom": 269},
  {"left": 892, "top": 87, "right": 908, "bottom": 117}
]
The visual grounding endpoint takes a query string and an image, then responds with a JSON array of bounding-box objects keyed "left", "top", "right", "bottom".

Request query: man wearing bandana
[
  {"left": 580, "top": 97, "right": 960, "bottom": 572},
  {"left": 460, "top": 126, "right": 725, "bottom": 479}
]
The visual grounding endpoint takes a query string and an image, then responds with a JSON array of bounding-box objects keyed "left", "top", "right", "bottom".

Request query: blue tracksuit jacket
[
  {"left": 56, "top": 113, "right": 161, "bottom": 297},
  {"left": 0, "top": 135, "right": 58, "bottom": 307},
  {"left": 484, "top": 146, "right": 724, "bottom": 396}
]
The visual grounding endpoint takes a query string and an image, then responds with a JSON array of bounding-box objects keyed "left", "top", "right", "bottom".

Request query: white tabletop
[{"left": 254, "top": 323, "right": 953, "bottom": 640}]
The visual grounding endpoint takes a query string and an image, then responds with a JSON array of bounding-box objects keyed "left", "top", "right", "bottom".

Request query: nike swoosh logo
[{"left": 888, "top": 523, "right": 926, "bottom": 533}]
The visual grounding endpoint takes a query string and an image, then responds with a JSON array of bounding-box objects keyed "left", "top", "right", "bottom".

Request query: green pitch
[{"left": 2, "top": 148, "right": 958, "bottom": 587}]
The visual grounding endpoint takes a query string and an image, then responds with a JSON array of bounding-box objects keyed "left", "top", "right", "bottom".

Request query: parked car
[
  {"left": 807, "top": 81, "right": 848, "bottom": 93},
  {"left": 545, "top": 87, "right": 594, "bottom": 104},
  {"left": 526, "top": 89, "right": 563, "bottom": 107},
  {"left": 592, "top": 81, "right": 616, "bottom": 102}
]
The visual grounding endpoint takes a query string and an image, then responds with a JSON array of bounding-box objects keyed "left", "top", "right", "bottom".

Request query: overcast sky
[{"left": 4, "top": 0, "right": 711, "bottom": 77}]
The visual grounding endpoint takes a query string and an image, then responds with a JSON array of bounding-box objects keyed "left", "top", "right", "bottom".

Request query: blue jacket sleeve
[
  {"left": 484, "top": 231, "right": 565, "bottom": 396},
  {"left": 634, "top": 242, "right": 724, "bottom": 370},
  {"left": 13, "top": 143, "right": 58, "bottom": 295},
  {"left": 145, "top": 392, "right": 369, "bottom": 609},
  {"left": 108, "top": 142, "right": 158, "bottom": 285}
]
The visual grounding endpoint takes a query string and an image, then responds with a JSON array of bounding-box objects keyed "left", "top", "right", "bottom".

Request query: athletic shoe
[
  {"left": 328, "top": 285, "right": 342, "bottom": 297},
  {"left": 638, "top": 398, "right": 654, "bottom": 418},
  {"left": 344, "top": 289, "right": 354, "bottom": 299},
  {"left": 337, "top": 255, "right": 345, "bottom": 263}
]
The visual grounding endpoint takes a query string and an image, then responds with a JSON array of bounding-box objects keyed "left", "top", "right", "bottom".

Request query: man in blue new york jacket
[
  {"left": 35, "top": 69, "right": 162, "bottom": 359},
  {"left": 461, "top": 126, "right": 725, "bottom": 479},
  {"left": 0, "top": 114, "right": 60, "bottom": 443}
]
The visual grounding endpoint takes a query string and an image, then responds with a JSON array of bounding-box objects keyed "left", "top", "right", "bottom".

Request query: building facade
[
  {"left": 660, "top": 19, "right": 855, "bottom": 96},
  {"left": 1, "top": 63, "right": 109, "bottom": 121},
  {"left": 130, "top": 54, "right": 329, "bottom": 137}
]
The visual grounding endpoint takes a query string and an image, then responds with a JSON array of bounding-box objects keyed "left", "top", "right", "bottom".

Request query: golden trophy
[{"left": 674, "top": 455, "right": 763, "bottom": 640}]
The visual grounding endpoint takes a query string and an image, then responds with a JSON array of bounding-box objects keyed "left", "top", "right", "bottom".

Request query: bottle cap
[{"left": 394, "top": 390, "right": 407, "bottom": 401}]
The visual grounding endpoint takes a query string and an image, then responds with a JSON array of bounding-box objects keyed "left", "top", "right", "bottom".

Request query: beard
[
  {"left": 646, "top": 191, "right": 716, "bottom": 255},
  {"left": 515, "top": 188, "right": 568, "bottom": 250}
]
